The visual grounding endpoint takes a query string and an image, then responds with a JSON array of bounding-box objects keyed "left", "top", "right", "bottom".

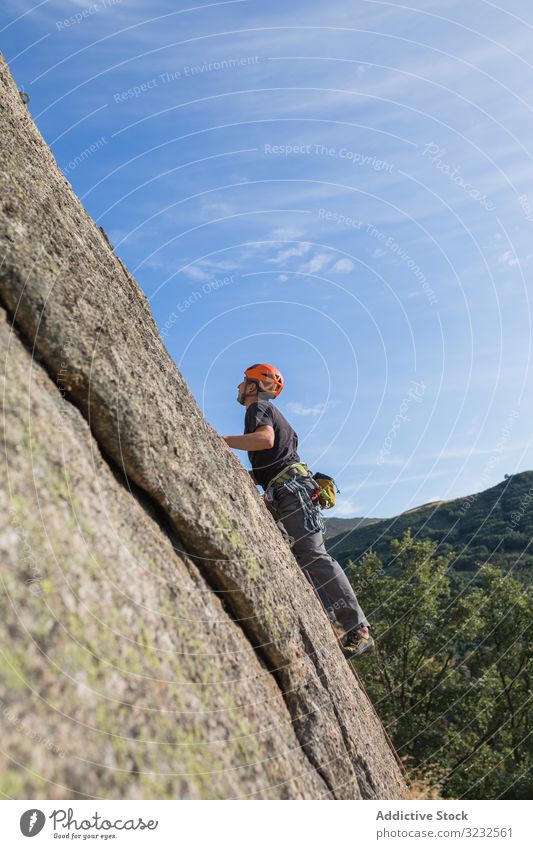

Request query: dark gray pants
[{"left": 266, "top": 477, "right": 369, "bottom": 632}]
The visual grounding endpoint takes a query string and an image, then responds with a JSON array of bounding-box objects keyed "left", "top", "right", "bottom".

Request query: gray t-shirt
[{"left": 244, "top": 400, "right": 300, "bottom": 490}]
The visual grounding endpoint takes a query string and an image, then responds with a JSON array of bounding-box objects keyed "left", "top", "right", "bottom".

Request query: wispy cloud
[
  {"left": 331, "top": 496, "right": 364, "bottom": 518},
  {"left": 266, "top": 243, "right": 312, "bottom": 265},
  {"left": 331, "top": 257, "right": 353, "bottom": 273},
  {"left": 285, "top": 401, "right": 325, "bottom": 416},
  {"left": 499, "top": 249, "right": 519, "bottom": 267},
  {"left": 181, "top": 256, "right": 240, "bottom": 282},
  {"left": 181, "top": 264, "right": 213, "bottom": 283},
  {"left": 298, "top": 252, "right": 333, "bottom": 274}
]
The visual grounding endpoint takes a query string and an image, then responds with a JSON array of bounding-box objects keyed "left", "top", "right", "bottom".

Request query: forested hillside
[{"left": 327, "top": 471, "right": 533, "bottom": 582}]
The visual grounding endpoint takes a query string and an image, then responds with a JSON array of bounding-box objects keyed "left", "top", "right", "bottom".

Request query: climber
[{"left": 221, "top": 363, "right": 374, "bottom": 659}]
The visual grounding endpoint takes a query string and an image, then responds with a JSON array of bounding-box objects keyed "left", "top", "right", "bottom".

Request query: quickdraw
[{"left": 279, "top": 475, "right": 326, "bottom": 535}]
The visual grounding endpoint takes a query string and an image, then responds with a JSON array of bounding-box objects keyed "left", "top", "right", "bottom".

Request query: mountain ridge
[{"left": 326, "top": 471, "right": 533, "bottom": 580}]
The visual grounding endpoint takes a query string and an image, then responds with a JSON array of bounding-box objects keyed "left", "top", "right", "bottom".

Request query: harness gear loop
[
  {"left": 265, "top": 461, "right": 310, "bottom": 492},
  {"left": 266, "top": 464, "right": 325, "bottom": 535},
  {"left": 282, "top": 475, "right": 326, "bottom": 534}
]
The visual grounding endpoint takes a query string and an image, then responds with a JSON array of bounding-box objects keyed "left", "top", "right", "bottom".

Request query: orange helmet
[{"left": 244, "top": 363, "right": 284, "bottom": 398}]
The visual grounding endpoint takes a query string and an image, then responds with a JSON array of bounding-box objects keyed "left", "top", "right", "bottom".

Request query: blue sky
[{"left": 2, "top": 0, "right": 532, "bottom": 517}]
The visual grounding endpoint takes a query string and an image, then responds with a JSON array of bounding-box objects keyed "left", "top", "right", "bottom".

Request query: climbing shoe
[{"left": 341, "top": 627, "right": 375, "bottom": 660}]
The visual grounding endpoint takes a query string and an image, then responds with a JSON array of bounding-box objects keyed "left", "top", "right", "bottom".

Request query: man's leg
[{"left": 269, "top": 487, "right": 369, "bottom": 633}]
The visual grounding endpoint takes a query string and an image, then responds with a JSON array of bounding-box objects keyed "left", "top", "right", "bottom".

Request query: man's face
[
  {"left": 237, "top": 378, "right": 257, "bottom": 406},
  {"left": 237, "top": 379, "right": 247, "bottom": 406}
]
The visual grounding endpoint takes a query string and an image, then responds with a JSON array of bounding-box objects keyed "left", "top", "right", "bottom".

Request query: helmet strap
[{"left": 246, "top": 378, "right": 259, "bottom": 396}]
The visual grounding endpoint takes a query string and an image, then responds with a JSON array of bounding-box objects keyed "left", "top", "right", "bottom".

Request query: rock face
[{"left": 0, "top": 52, "right": 406, "bottom": 800}]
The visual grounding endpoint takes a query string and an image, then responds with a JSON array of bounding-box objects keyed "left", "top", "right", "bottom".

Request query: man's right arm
[{"left": 222, "top": 427, "right": 274, "bottom": 450}]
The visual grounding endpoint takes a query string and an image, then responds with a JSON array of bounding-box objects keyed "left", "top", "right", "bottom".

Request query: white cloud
[
  {"left": 499, "top": 250, "right": 519, "bottom": 267},
  {"left": 299, "top": 252, "right": 332, "bottom": 274},
  {"left": 181, "top": 257, "right": 241, "bottom": 281},
  {"left": 181, "top": 265, "right": 212, "bottom": 282},
  {"left": 363, "top": 472, "right": 447, "bottom": 488},
  {"left": 198, "top": 199, "right": 236, "bottom": 218},
  {"left": 285, "top": 401, "right": 325, "bottom": 416},
  {"left": 270, "top": 226, "right": 305, "bottom": 241},
  {"left": 430, "top": 446, "right": 507, "bottom": 460},
  {"left": 266, "top": 243, "right": 312, "bottom": 265},
  {"left": 329, "top": 495, "right": 365, "bottom": 517},
  {"left": 331, "top": 258, "right": 354, "bottom": 273}
]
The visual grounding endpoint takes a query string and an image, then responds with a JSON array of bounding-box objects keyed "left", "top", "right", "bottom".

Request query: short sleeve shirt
[{"left": 244, "top": 400, "right": 300, "bottom": 490}]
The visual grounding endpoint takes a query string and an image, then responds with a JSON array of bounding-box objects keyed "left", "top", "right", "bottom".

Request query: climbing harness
[
  {"left": 266, "top": 464, "right": 339, "bottom": 511},
  {"left": 265, "top": 463, "right": 325, "bottom": 535},
  {"left": 265, "top": 461, "right": 311, "bottom": 491}
]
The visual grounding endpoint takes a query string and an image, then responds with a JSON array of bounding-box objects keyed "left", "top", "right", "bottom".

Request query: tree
[
  {"left": 349, "top": 531, "right": 532, "bottom": 799},
  {"left": 444, "top": 565, "right": 532, "bottom": 799}
]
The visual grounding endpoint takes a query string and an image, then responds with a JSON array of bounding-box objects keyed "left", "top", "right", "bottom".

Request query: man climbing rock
[{"left": 222, "top": 363, "right": 374, "bottom": 660}]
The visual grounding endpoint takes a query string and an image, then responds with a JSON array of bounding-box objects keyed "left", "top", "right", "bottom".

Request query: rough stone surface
[{"left": 0, "top": 52, "right": 406, "bottom": 800}]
